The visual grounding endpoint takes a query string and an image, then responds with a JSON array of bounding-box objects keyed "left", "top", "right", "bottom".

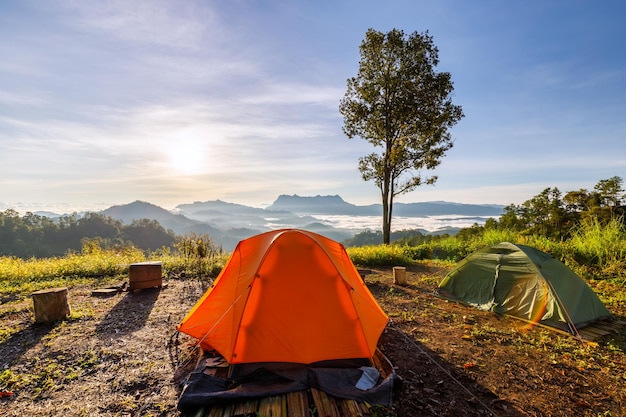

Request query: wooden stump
[
  {"left": 129, "top": 261, "right": 163, "bottom": 290},
  {"left": 393, "top": 266, "right": 407, "bottom": 286},
  {"left": 31, "top": 287, "right": 71, "bottom": 323}
]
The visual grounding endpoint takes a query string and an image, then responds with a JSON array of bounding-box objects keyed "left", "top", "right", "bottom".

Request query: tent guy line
[{"left": 389, "top": 325, "right": 501, "bottom": 417}]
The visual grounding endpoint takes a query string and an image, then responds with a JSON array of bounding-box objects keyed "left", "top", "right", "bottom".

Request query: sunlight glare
[{"left": 166, "top": 132, "right": 208, "bottom": 175}]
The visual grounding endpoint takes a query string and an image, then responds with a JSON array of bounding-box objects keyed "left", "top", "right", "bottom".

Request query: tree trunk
[
  {"left": 31, "top": 287, "right": 71, "bottom": 323},
  {"left": 382, "top": 199, "right": 390, "bottom": 244},
  {"left": 382, "top": 179, "right": 394, "bottom": 245},
  {"left": 393, "top": 266, "right": 407, "bottom": 285},
  {"left": 382, "top": 162, "right": 393, "bottom": 244},
  {"left": 129, "top": 262, "right": 163, "bottom": 290}
]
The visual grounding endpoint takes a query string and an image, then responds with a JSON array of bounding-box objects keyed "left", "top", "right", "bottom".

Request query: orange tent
[{"left": 177, "top": 229, "right": 389, "bottom": 364}]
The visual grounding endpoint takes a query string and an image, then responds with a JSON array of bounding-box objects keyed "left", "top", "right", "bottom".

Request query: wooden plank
[
  {"left": 221, "top": 403, "right": 236, "bottom": 417},
  {"left": 217, "top": 407, "right": 231, "bottom": 417},
  {"left": 598, "top": 321, "right": 624, "bottom": 331},
  {"left": 357, "top": 401, "right": 371, "bottom": 415},
  {"left": 590, "top": 327, "right": 612, "bottom": 335},
  {"left": 577, "top": 331, "right": 601, "bottom": 341},
  {"left": 371, "top": 353, "right": 384, "bottom": 376},
  {"left": 91, "top": 288, "right": 120, "bottom": 296},
  {"left": 190, "top": 407, "right": 207, "bottom": 417},
  {"left": 310, "top": 388, "right": 340, "bottom": 417},
  {"left": 374, "top": 349, "right": 394, "bottom": 377},
  {"left": 233, "top": 400, "right": 259, "bottom": 416},
  {"left": 337, "top": 399, "right": 353, "bottom": 417},
  {"left": 579, "top": 327, "right": 611, "bottom": 337},
  {"left": 586, "top": 328, "right": 607, "bottom": 336},
  {"left": 287, "top": 390, "right": 310, "bottom": 417},
  {"left": 207, "top": 405, "right": 226, "bottom": 417},
  {"left": 575, "top": 317, "right": 626, "bottom": 340},
  {"left": 258, "top": 395, "right": 285, "bottom": 417},
  {"left": 271, "top": 395, "right": 284, "bottom": 417},
  {"left": 257, "top": 396, "right": 272, "bottom": 417},
  {"left": 337, "top": 399, "right": 364, "bottom": 417}
]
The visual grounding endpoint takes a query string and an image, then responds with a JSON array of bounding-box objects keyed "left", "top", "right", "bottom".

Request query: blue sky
[{"left": 1, "top": 0, "right": 625, "bottom": 213}]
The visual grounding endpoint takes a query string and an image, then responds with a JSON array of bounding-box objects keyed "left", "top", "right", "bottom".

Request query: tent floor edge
[{"left": 503, "top": 314, "right": 610, "bottom": 344}]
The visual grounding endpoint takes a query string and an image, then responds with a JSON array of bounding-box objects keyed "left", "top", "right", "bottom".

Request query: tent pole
[{"left": 545, "top": 279, "right": 584, "bottom": 342}]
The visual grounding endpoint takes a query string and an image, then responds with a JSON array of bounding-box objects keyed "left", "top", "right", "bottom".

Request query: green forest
[{"left": 0, "top": 211, "right": 176, "bottom": 258}]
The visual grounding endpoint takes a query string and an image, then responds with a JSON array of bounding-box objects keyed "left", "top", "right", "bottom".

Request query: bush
[
  {"left": 564, "top": 217, "right": 626, "bottom": 280},
  {"left": 346, "top": 245, "right": 415, "bottom": 267}
]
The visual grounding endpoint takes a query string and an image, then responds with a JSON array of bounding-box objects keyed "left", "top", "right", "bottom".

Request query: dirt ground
[{"left": 1, "top": 264, "right": 625, "bottom": 416}]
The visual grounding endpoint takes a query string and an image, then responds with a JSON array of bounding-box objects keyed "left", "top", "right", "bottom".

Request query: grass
[
  {"left": 1, "top": 218, "right": 623, "bottom": 298},
  {"left": 0, "top": 246, "right": 145, "bottom": 298},
  {"left": 0, "top": 245, "right": 228, "bottom": 301},
  {"left": 348, "top": 220, "right": 626, "bottom": 284}
]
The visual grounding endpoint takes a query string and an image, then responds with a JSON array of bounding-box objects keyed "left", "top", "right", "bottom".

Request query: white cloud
[
  {"left": 1, "top": 0, "right": 625, "bottom": 213},
  {"left": 58, "top": 0, "right": 211, "bottom": 50}
]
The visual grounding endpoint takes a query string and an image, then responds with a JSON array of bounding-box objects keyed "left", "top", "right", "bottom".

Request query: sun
[{"left": 166, "top": 135, "right": 208, "bottom": 175}]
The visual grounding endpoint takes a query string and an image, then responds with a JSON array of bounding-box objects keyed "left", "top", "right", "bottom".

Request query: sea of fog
[
  {"left": 2, "top": 202, "right": 495, "bottom": 234},
  {"left": 309, "top": 214, "right": 493, "bottom": 233},
  {"left": 1, "top": 202, "right": 115, "bottom": 215}
]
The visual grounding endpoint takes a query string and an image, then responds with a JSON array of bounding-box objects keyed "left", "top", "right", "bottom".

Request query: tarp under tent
[
  {"left": 176, "top": 229, "right": 394, "bottom": 409},
  {"left": 438, "top": 242, "right": 612, "bottom": 333}
]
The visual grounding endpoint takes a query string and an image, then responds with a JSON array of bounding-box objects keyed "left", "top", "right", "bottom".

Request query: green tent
[{"left": 438, "top": 242, "right": 612, "bottom": 332}]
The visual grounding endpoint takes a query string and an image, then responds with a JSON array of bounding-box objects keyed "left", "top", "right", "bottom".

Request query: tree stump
[
  {"left": 31, "top": 287, "right": 71, "bottom": 323},
  {"left": 393, "top": 266, "right": 407, "bottom": 286},
  {"left": 129, "top": 261, "right": 163, "bottom": 290}
]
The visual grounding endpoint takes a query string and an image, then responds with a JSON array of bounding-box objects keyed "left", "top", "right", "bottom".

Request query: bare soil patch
[{"left": 1, "top": 264, "right": 625, "bottom": 416}]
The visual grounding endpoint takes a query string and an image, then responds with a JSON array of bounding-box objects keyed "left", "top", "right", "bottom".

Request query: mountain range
[
  {"left": 267, "top": 194, "right": 504, "bottom": 216},
  {"left": 96, "top": 195, "right": 504, "bottom": 250}
]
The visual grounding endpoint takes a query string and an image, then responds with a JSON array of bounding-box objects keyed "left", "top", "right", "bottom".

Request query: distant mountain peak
[
  {"left": 275, "top": 194, "right": 347, "bottom": 202},
  {"left": 266, "top": 194, "right": 504, "bottom": 217},
  {"left": 269, "top": 194, "right": 359, "bottom": 214},
  {"left": 105, "top": 200, "right": 166, "bottom": 212},
  {"left": 101, "top": 200, "right": 176, "bottom": 223}
]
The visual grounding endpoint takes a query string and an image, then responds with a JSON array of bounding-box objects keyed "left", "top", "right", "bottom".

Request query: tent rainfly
[
  {"left": 178, "top": 229, "right": 389, "bottom": 364},
  {"left": 438, "top": 242, "right": 612, "bottom": 332}
]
